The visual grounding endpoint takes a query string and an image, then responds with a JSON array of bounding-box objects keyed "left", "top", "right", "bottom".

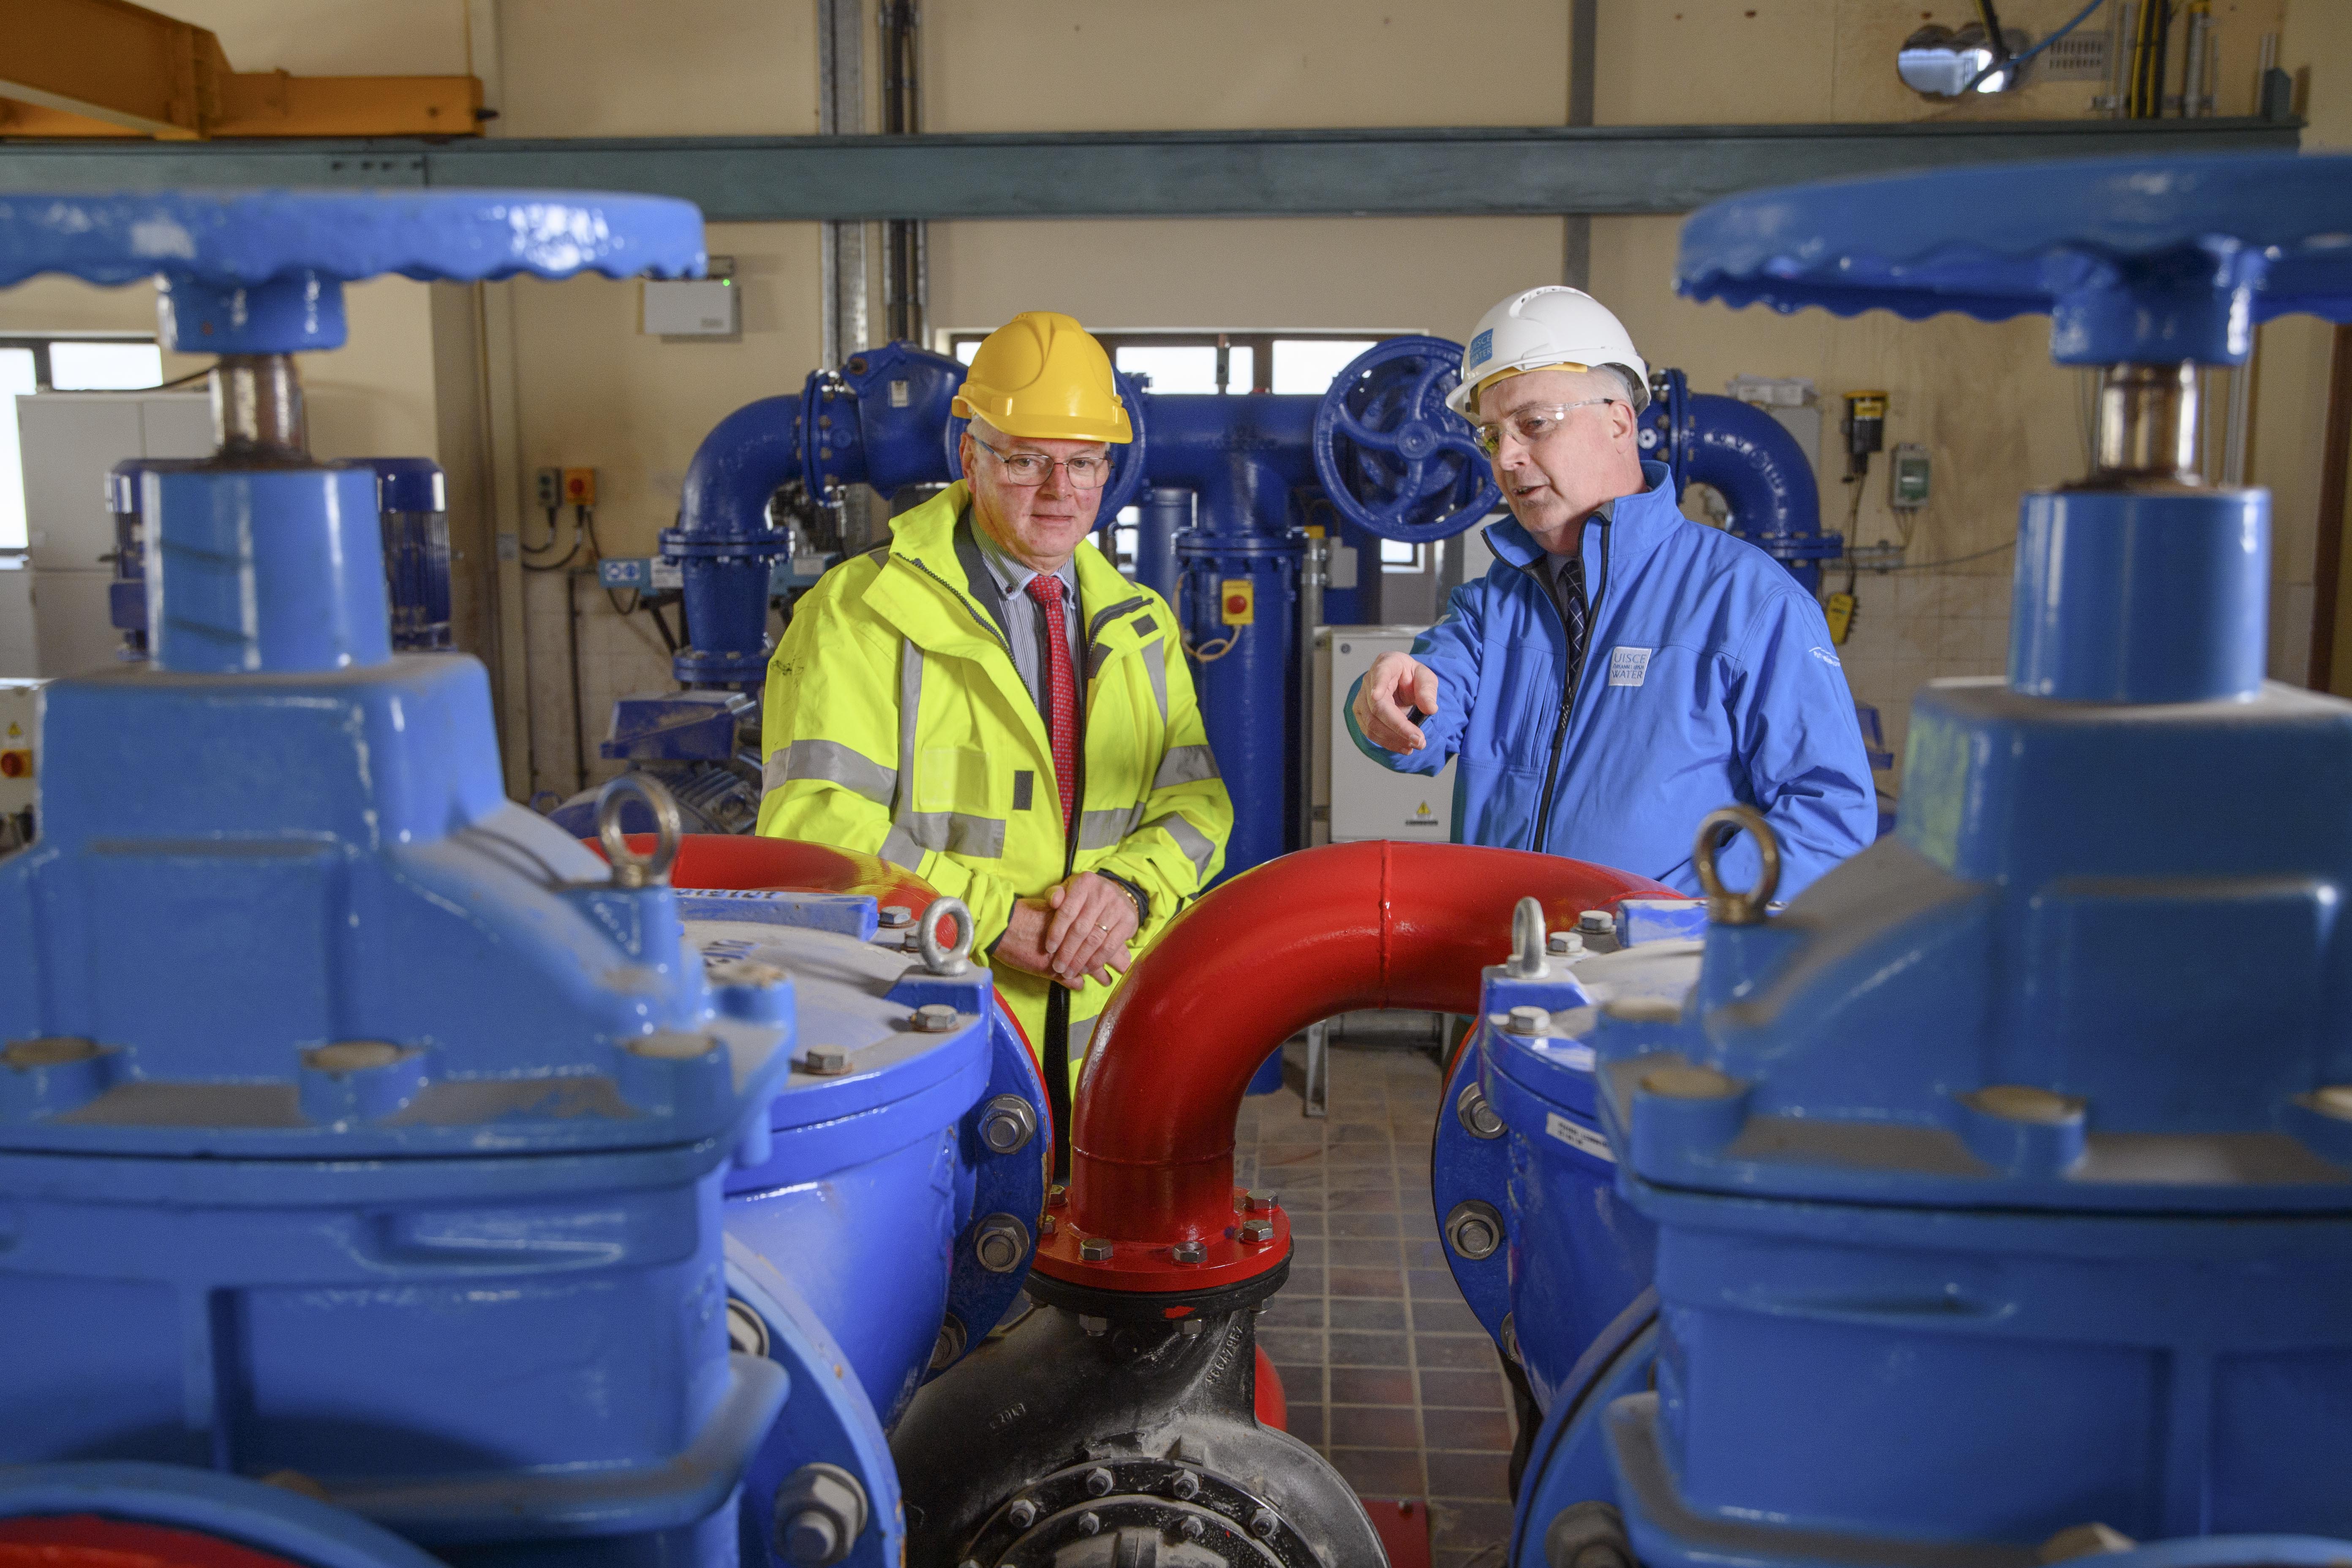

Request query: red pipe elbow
[{"left": 1030, "top": 840, "right": 1676, "bottom": 1294}]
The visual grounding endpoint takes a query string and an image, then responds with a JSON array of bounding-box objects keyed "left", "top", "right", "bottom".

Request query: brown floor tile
[
  {"left": 1327, "top": 1164, "right": 1399, "bottom": 1190},
  {"left": 1270, "top": 1362, "right": 1323, "bottom": 1407},
  {"left": 1282, "top": 1403, "right": 1325, "bottom": 1447},
  {"left": 1326, "top": 1402, "right": 1420, "bottom": 1449},
  {"left": 1426, "top": 1449, "right": 1513, "bottom": 1501},
  {"left": 1256, "top": 1327, "right": 1326, "bottom": 1364},
  {"left": 1282, "top": 1266, "right": 1326, "bottom": 1296},
  {"left": 1329, "top": 1297, "right": 1407, "bottom": 1331},
  {"left": 1421, "top": 1406, "right": 1514, "bottom": 1453},
  {"left": 1406, "top": 1237, "right": 1451, "bottom": 1271},
  {"left": 1287, "top": 1237, "right": 1328, "bottom": 1269},
  {"left": 1410, "top": 1296, "right": 1486, "bottom": 1336},
  {"left": 1407, "top": 1268, "right": 1460, "bottom": 1300},
  {"left": 1286, "top": 1214, "right": 1327, "bottom": 1239},
  {"left": 1327, "top": 1237, "right": 1403, "bottom": 1269},
  {"left": 1258, "top": 1293, "right": 1324, "bottom": 1328},
  {"left": 1416, "top": 1334, "right": 1503, "bottom": 1370},
  {"left": 1326, "top": 1141, "right": 1396, "bottom": 1165},
  {"left": 1327, "top": 1186, "right": 1402, "bottom": 1213},
  {"left": 1420, "top": 1367, "right": 1507, "bottom": 1409},
  {"left": 1330, "top": 1211, "right": 1400, "bottom": 1238},
  {"left": 1429, "top": 1499, "right": 1517, "bottom": 1552},
  {"left": 1328, "top": 1365, "right": 1415, "bottom": 1406},
  {"left": 1328, "top": 1266, "right": 1405, "bottom": 1298},
  {"left": 1330, "top": 1446, "right": 1425, "bottom": 1497},
  {"left": 1328, "top": 1330, "right": 1410, "bottom": 1367}
]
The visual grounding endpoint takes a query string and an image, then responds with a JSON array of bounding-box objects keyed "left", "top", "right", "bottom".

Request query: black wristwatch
[{"left": 1097, "top": 871, "right": 1151, "bottom": 926}]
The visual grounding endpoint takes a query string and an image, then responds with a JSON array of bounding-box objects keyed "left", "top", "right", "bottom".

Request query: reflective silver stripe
[
  {"left": 1144, "top": 812, "right": 1217, "bottom": 879},
  {"left": 1069, "top": 1010, "right": 1100, "bottom": 1062},
  {"left": 902, "top": 811, "right": 1009, "bottom": 859},
  {"left": 1151, "top": 744, "right": 1220, "bottom": 790},
  {"left": 1078, "top": 805, "right": 1143, "bottom": 851},
  {"left": 765, "top": 738, "right": 896, "bottom": 805},
  {"left": 879, "top": 823, "right": 927, "bottom": 869},
  {"left": 895, "top": 640, "right": 923, "bottom": 808},
  {"left": 1141, "top": 640, "right": 1168, "bottom": 724}
]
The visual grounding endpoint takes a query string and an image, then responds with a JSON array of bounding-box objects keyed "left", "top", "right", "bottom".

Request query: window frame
[{"left": 943, "top": 327, "right": 1407, "bottom": 396}]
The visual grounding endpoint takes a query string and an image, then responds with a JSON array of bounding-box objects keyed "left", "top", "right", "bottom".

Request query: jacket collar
[{"left": 1482, "top": 460, "right": 1681, "bottom": 580}]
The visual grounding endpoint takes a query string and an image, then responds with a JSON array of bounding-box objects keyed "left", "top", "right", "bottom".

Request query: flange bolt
[
  {"left": 1172, "top": 1240, "right": 1206, "bottom": 1265},
  {"left": 1006, "top": 1498, "right": 1037, "bottom": 1529},
  {"left": 1545, "top": 1500, "right": 1632, "bottom": 1568},
  {"left": 1180, "top": 1516, "right": 1207, "bottom": 1542},
  {"left": 1046, "top": 1184, "right": 1068, "bottom": 1207},
  {"left": 1172, "top": 1472, "right": 1200, "bottom": 1500},
  {"left": 1239, "top": 1218, "right": 1275, "bottom": 1244},
  {"left": 1505, "top": 1006, "right": 1551, "bottom": 1037},
  {"left": 975, "top": 1214, "right": 1030, "bottom": 1274},
  {"left": 1250, "top": 1509, "right": 1279, "bottom": 1539},
  {"left": 1578, "top": 909, "right": 1614, "bottom": 935},
  {"left": 1080, "top": 1238, "right": 1114, "bottom": 1262},
  {"left": 1244, "top": 1189, "right": 1279, "bottom": 1211},
  {"left": 1446, "top": 1199, "right": 1504, "bottom": 1262},
  {"left": 1548, "top": 930, "right": 1584, "bottom": 958},
  {"left": 1084, "top": 1467, "right": 1114, "bottom": 1497},
  {"left": 1077, "top": 1512, "right": 1102, "bottom": 1536},
  {"left": 878, "top": 904, "right": 913, "bottom": 929},
  {"left": 773, "top": 1463, "right": 868, "bottom": 1567},
  {"left": 800, "top": 1045, "right": 852, "bottom": 1077},
  {"left": 978, "top": 1093, "right": 1038, "bottom": 1153},
  {"left": 913, "top": 1004, "right": 960, "bottom": 1034},
  {"left": 1456, "top": 1083, "right": 1505, "bottom": 1140}
]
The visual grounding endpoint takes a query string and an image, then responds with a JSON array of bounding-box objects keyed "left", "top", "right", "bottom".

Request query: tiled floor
[{"left": 1234, "top": 1040, "right": 1519, "bottom": 1568}]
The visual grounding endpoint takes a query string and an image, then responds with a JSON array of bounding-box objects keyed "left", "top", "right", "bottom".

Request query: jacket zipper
[{"left": 1532, "top": 517, "right": 1610, "bottom": 837}]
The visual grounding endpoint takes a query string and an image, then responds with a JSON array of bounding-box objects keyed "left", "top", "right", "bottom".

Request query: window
[
  {"left": 0, "top": 335, "right": 177, "bottom": 550},
  {"left": 945, "top": 329, "right": 1399, "bottom": 398}
]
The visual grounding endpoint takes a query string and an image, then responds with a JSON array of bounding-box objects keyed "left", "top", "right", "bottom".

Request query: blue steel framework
[
  {"left": 1417, "top": 152, "right": 2352, "bottom": 1568},
  {"left": 0, "top": 191, "right": 1049, "bottom": 1568}
]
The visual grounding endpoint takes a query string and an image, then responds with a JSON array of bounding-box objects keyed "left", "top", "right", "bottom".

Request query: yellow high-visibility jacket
[{"left": 757, "top": 482, "right": 1233, "bottom": 1098}]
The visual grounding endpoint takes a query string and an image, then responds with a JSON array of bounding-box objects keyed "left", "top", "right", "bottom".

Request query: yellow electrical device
[
  {"left": 1220, "top": 580, "right": 1255, "bottom": 626},
  {"left": 1824, "top": 591, "right": 1857, "bottom": 645},
  {"left": 563, "top": 467, "right": 598, "bottom": 506}
]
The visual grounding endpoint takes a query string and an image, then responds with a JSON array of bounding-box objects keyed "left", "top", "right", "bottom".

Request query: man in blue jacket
[{"left": 1349, "top": 286, "right": 1873, "bottom": 899}]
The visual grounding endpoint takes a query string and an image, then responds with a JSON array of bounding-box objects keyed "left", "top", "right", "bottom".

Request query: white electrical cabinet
[
  {"left": 1311, "top": 626, "right": 1457, "bottom": 845},
  {"left": 5, "top": 392, "right": 212, "bottom": 678},
  {"left": 0, "top": 677, "right": 39, "bottom": 851}
]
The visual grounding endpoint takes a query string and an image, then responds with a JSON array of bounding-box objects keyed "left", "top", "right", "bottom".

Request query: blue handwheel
[
  {"left": 1677, "top": 152, "right": 2352, "bottom": 362},
  {"left": 944, "top": 367, "right": 1151, "bottom": 519},
  {"left": 0, "top": 190, "right": 704, "bottom": 354},
  {"left": 1312, "top": 334, "right": 1499, "bottom": 544}
]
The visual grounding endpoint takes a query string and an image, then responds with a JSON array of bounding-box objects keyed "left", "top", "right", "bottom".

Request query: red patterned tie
[{"left": 1025, "top": 573, "right": 1078, "bottom": 832}]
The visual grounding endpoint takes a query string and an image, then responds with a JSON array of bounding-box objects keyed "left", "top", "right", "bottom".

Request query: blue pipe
[
  {"left": 663, "top": 397, "right": 798, "bottom": 691},
  {"left": 1642, "top": 370, "right": 1841, "bottom": 593}
]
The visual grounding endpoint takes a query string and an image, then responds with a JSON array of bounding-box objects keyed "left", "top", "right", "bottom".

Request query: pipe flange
[
  {"left": 1021, "top": 1254, "right": 1291, "bottom": 1325},
  {"left": 962, "top": 1456, "right": 1315, "bottom": 1567}
]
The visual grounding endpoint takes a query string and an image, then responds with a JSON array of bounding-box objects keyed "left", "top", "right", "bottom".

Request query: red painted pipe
[
  {"left": 596, "top": 833, "right": 942, "bottom": 911},
  {"left": 1029, "top": 840, "right": 1675, "bottom": 1294}
]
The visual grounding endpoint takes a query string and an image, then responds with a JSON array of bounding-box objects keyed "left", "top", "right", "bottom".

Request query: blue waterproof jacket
[{"left": 1346, "top": 463, "right": 1874, "bottom": 898}]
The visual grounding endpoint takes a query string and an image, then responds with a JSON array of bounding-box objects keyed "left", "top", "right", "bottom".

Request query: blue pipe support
[{"left": 1639, "top": 369, "right": 1841, "bottom": 594}]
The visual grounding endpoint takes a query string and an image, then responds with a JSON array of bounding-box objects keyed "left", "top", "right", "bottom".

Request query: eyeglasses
[
  {"left": 1472, "top": 398, "right": 1617, "bottom": 457},
  {"left": 972, "top": 435, "right": 1115, "bottom": 490}
]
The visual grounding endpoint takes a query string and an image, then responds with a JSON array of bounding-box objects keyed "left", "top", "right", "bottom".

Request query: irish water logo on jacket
[{"left": 1608, "top": 646, "right": 1652, "bottom": 687}]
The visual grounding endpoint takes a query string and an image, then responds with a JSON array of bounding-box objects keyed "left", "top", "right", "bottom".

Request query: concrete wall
[{"left": 5, "top": 0, "right": 2343, "bottom": 807}]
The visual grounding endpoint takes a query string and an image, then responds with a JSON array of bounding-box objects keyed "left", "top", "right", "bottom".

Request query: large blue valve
[
  {"left": 1495, "top": 152, "right": 2352, "bottom": 1568},
  {"left": 1312, "top": 333, "right": 1499, "bottom": 543}
]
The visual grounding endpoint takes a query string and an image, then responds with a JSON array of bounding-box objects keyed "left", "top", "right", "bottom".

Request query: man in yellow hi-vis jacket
[{"left": 759, "top": 312, "right": 1233, "bottom": 1168}]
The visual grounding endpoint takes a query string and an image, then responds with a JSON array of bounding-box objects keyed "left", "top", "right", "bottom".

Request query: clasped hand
[{"left": 996, "top": 871, "right": 1138, "bottom": 989}]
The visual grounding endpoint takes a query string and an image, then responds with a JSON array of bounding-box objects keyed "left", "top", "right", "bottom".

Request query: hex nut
[
  {"left": 1238, "top": 1218, "right": 1275, "bottom": 1244},
  {"left": 975, "top": 1214, "right": 1030, "bottom": 1274},
  {"left": 1040, "top": 1214, "right": 1058, "bottom": 1236},
  {"left": 1077, "top": 1511, "right": 1102, "bottom": 1537},
  {"left": 1244, "top": 1188, "right": 1279, "bottom": 1211},
  {"left": 1456, "top": 1083, "right": 1505, "bottom": 1140},
  {"left": 1171, "top": 1471, "right": 1200, "bottom": 1501},
  {"left": 928, "top": 1316, "right": 966, "bottom": 1372},
  {"left": 1500, "top": 1312, "right": 1521, "bottom": 1364},
  {"left": 1578, "top": 909, "right": 1614, "bottom": 935},
  {"left": 1079, "top": 1237, "right": 1114, "bottom": 1262},
  {"left": 1177, "top": 1316, "right": 1206, "bottom": 1336},
  {"left": 1505, "top": 1005, "right": 1552, "bottom": 1036},
  {"left": 1545, "top": 1500, "right": 1631, "bottom": 1568},
  {"left": 1547, "top": 930, "right": 1584, "bottom": 958},
  {"left": 1180, "top": 1516, "right": 1207, "bottom": 1541},
  {"left": 1445, "top": 1200, "right": 1503, "bottom": 1262},
  {"left": 978, "top": 1093, "right": 1038, "bottom": 1154},
  {"left": 912, "top": 1004, "right": 960, "bottom": 1034},
  {"left": 800, "top": 1045, "right": 852, "bottom": 1076},
  {"left": 1172, "top": 1240, "right": 1206, "bottom": 1265},
  {"left": 1083, "top": 1466, "right": 1114, "bottom": 1497},
  {"left": 772, "top": 1462, "right": 868, "bottom": 1567},
  {"left": 1078, "top": 1314, "right": 1109, "bottom": 1335},
  {"left": 1006, "top": 1497, "right": 1038, "bottom": 1529},
  {"left": 1045, "top": 1184, "right": 1068, "bottom": 1207},
  {"left": 1250, "top": 1509, "right": 1279, "bottom": 1539},
  {"left": 727, "top": 1297, "right": 770, "bottom": 1358},
  {"left": 878, "top": 904, "right": 914, "bottom": 929}
]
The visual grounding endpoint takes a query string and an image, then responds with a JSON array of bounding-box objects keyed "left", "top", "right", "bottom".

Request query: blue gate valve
[
  {"left": 1505, "top": 151, "right": 2352, "bottom": 1568},
  {"left": 1311, "top": 333, "right": 1500, "bottom": 543}
]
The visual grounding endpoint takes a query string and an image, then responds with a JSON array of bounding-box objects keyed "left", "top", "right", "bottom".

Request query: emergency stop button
[
  {"left": 0, "top": 749, "right": 29, "bottom": 779},
  {"left": 1221, "top": 579, "right": 1255, "bottom": 626}
]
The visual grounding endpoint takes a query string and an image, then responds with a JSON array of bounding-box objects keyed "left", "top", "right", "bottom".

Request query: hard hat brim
[{"left": 954, "top": 392, "right": 1132, "bottom": 445}]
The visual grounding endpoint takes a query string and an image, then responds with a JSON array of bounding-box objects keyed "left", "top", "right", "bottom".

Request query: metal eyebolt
[
  {"left": 1445, "top": 1199, "right": 1504, "bottom": 1262},
  {"left": 974, "top": 1214, "right": 1031, "bottom": 1274},
  {"left": 596, "top": 772, "right": 682, "bottom": 890},
  {"left": 1506, "top": 894, "right": 1550, "bottom": 979},
  {"left": 1456, "top": 1082, "right": 1505, "bottom": 1140},
  {"left": 978, "top": 1093, "right": 1038, "bottom": 1154},
  {"left": 918, "top": 896, "right": 977, "bottom": 975},
  {"left": 1693, "top": 803, "right": 1780, "bottom": 926}
]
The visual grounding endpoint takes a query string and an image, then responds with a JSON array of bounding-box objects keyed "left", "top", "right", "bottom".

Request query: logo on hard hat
[{"left": 1467, "top": 329, "right": 1494, "bottom": 372}]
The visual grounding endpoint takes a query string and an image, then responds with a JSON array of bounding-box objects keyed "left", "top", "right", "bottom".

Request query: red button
[
  {"left": 0, "top": 750, "right": 27, "bottom": 778},
  {"left": 1225, "top": 595, "right": 1246, "bottom": 614}
]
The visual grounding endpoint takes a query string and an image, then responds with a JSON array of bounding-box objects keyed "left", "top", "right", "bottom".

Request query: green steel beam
[{"left": 0, "top": 118, "right": 2300, "bottom": 221}]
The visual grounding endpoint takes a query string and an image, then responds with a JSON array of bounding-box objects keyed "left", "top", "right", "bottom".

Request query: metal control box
[{"left": 1312, "top": 626, "right": 1456, "bottom": 845}]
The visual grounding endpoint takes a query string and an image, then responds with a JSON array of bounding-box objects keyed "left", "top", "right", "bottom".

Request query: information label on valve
[{"left": 1547, "top": 1112, "right": 1614, "bottom": 1163}]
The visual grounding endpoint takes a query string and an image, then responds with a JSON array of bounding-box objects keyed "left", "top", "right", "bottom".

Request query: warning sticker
[{"left": 1546, "top": 1112, "right": 1615, "bottom": 1163}]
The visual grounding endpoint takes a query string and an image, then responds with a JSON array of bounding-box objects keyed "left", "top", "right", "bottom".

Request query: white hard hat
[{"left": 1446, "top": 286, "right": 1650, "bottom": 416}]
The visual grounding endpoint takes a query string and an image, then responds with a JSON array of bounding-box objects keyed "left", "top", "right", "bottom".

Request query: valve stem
[
  {"left": 2088, "top": 362, "right": 2200, "bottom": 487},
  {"left": 210, "top": 353, "right": 310, "bottom": 462}
]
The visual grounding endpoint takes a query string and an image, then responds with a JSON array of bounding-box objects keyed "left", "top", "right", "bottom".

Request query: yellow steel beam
[{"left": 0, "top": 0, "right": 479, "bottom": 139}]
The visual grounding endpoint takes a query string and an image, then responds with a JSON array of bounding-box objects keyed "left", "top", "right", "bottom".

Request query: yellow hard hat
[{"left": 953, "top": 311, "right": 1132, "bottom": 444}]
